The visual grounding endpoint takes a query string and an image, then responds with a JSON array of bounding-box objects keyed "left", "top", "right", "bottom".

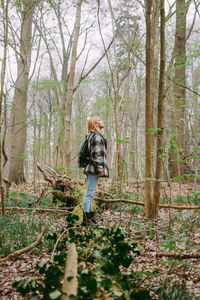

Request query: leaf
[
  {"left": 191, "top": 191, "right": 200, "bottom": 197},
  {"left": 113, "top": 290, "right": 123, "bottom": 297},
  {"left": 171, "top": 175, "right": 184, "bottom": 182},
  {"left": 49, "top": 290, "right": 62, "bottom": 299},
  {"left": 160, "top": 244, "right": 176, "bottom": 250},
  {"left": 23, "top": 278, "right": 32, "bottom": 289},
  {"left": 180, "top": 262, "right": 197, "bottom": 269},
  {"left": 160, "top": 259, "right": 177, "bottom": 266},
  {"left": 56, "top": 167, "right": 66, "bottom": 172},
  {"left": 37, "top": 259, "right": 47, "bottom": 268},
  {"left": 15, "top": 276, "right": 23, "bottom": 282},
  {"left": 31, "top": 281, "right": 36, "bottom": 288},
  {"left": 134, "top": 271, "right": 156, "bottom": 277},
  {"left": 30, "top": 295, "right": 40, "bottom": 300},
  {"left": 50, "top": 190, "right": 63, "bottom": 195},
  {"left": 115, "top": 137, "right": 130, "bottom": 144}
]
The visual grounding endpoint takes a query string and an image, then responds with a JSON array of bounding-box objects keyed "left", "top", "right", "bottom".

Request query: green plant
[
  {"left": 14, "top": 215, "right": 152, "bottom": 299},
  {"left": 6, "top": 192, "right": 53, "bottom": 208},
  {"left": 0, "top": 214, "right": 45, "bottom": 258},
  {"left": 174, "top": 196, "right": 199, "bottom": 205},
  {"left": 158, "top": 281, "right": 196, "bottom": 300}
]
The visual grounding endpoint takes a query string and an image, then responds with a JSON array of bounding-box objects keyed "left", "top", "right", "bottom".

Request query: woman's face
[{"left": 98, "top": 118, "right": 104, "bottom": 129}]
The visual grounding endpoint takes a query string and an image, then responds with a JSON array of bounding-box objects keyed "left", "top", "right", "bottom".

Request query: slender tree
[
  {"left": 0, "top": 0, "right": 9, "bottom": 215},
  {"left": 151, "top": 0, "right": 165, "bottom": 219},
  {"left": 64, "top": 0, "right": 83, "bottom": 167},
  {"left": 144, "top": 0, "right": 153, "bottom": 217}
]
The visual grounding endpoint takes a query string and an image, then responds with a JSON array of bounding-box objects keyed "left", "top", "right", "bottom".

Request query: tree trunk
[
  {"left": 0, "top": 0, "right": 9, "bottom": 215},
  {"left": 106, "top": 0, "right": 123, "bottom": 183},
  {"left": 151, "top": 0, "right": 159, "bottom": 179},
  {"left": 169, "top": 0, "right": 186, "bottom": 178},
  {"left": 64, "top": 0, "right": 83, "bottom": 167},
  {"left": 151, "top": 0, "right": 165, "bottom": 219},
  {"left": 144, "top": 0, "right": 153, "bottom": 217},
  {"left": 8, "top": 0, "right": 35, "bottom": 184}
]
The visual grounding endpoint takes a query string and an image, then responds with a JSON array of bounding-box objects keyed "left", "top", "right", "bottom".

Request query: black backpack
[{"left": 78, "top": 133, "right": 95, "bottom": 168}]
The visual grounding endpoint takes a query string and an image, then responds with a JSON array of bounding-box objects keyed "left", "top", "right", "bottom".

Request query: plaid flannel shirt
[{"left": 84, "top": 132, "right": 109, "bottom": 178}]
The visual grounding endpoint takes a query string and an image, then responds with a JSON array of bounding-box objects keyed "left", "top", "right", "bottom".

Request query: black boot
[
  {"left": 90, "top": 212, "right": 98, "bottom": 226},
  {"left": 82, "top": 212, "right": 98, "bottom": 227},
  {"left": 82, "top": 212, "right": 90, "bottom": 226}
]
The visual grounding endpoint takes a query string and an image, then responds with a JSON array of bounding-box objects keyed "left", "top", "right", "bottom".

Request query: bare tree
[
  {"left": 151, "top": 0, "right": 165, "bottom": 219},
  {"left": 64, "top": 0, "right": 83, "bottom": 167},
  {"left": 168, "top": 0, "right": 187, "bottom": 178}
]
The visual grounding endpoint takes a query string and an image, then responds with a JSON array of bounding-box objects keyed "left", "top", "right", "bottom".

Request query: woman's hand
[{"left": 98, "top": 171, "right": 104, "bottom": 177}]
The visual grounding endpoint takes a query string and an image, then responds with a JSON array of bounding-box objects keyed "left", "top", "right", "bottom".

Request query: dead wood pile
[{"left": 37, "top": 163, "right": 84, "bottom": 208}]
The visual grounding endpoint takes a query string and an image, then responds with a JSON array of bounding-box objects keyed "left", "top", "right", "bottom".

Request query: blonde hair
[{"left": 87, "top": 116, "right": 101, "bottom": 134}]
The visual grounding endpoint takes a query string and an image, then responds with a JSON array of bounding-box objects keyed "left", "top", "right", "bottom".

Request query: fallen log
[
  {"left": 61, "top": 243, "right": 78, "bottom": 300},
  {"left": 0, "top": 226, "right": 48, "bottom": 262},
  {"left": 94, "top": 197, "right": 200, "bottom": 210}
]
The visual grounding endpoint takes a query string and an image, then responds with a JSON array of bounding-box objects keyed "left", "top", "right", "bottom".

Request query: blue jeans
[{"left": 83, "top": 174, "right": 99, "bottom": 213}]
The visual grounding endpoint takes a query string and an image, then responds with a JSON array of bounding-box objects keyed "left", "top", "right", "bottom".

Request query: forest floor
[{"left": 0, "top": 181, "right": 200, "bottom": 299}]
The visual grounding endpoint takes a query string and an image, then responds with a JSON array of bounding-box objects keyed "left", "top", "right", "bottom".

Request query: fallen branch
[
  {"left": 94, "top": 197, "right": 200, "bottom": 210},
  {"left": 155, "top": 252, "right": 200, "bottom": 259},
  {"left": 94, "top": 197, "right": 145, "bottom": 206},
  {"left": 0, "top": 226, "right": 48, "bottom": 262},
  {"left": 0, "top": 207, "right": 69, "bottom": 213},
  {"left": 158, "top": 204, "right": 200, "bottom": 210},
  {"left": 61, "top": 243, "right": 78, "bottom": 300}
]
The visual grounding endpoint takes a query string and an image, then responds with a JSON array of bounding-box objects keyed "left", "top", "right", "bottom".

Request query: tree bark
[
  {"left": 151, "top": 0, "right": 165, "bottom": 219},
  {"left": 61, "top": 243, "right": 78, "bottom": 299},
  {"left": 0, "top": 0, "right": 9, "bottom": 215},
  {"left": 169, "top": 0, "right": 186, "bottom": 178},
  {"left": 64, "top": 0, "right": 83, "bottom": 167},
  {"left": 144, "top": 0, "right": 153, "bottom": 217},
  {"left": 8, "top": 0, "right": 35, "bottom": 184}
]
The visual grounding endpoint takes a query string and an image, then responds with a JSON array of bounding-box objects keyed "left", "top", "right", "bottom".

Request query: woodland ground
[{"left": 0, "top": 181, "right": 199, "bottom": 299}]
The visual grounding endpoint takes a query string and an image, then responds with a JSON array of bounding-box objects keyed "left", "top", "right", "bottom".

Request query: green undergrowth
[
  {"left": 174, "top": 195, "right": 200, "bottom": 205},
  {"left": 158, "top": 281, "right": 196, "bottom": 300},
  {"left": 13, "top": 215, "right": 196, "bottom": 300},
  {"left": 0, "top": 212, "right": 58, "bottom": 258},
  {"left": 0, "top": 213, "right": 43, "bottom": 258},
  {"left": 6, "top": 192, "right": 53, "bottom": 208}
]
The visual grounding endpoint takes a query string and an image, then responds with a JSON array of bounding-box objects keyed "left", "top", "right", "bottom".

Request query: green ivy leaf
[
  {"left": 30, "top": 295, "right": 40, "bottom": 300},
  {"left": 15, "top": 276, "right": 23, "bottom": 282},
  {"left": 49, "top": 290, "right": 62, "bottom": 299}
]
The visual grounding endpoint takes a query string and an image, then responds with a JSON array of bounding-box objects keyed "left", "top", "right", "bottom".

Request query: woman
[{"left": 82, "top": 116, "right": 109, "bottom": 226}]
